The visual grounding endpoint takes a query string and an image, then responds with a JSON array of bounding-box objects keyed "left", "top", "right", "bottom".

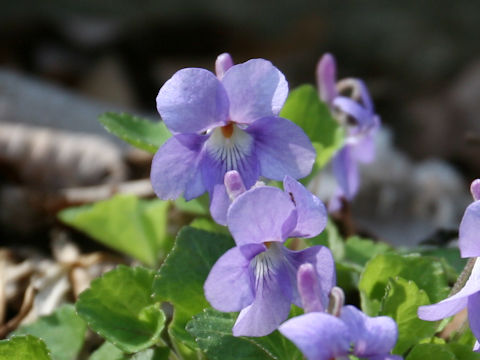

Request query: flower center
[
  {"left": 220, "top": 122, "right": 234, "bottom": 138},
  {"left": 205, "top": 123, "right": 254, "bottom": 172},
  {"left": 250, "top": 242, "right": 284, "bottom": 287}
]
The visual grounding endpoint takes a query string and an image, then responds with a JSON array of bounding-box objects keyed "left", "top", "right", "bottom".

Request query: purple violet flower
[
  {"left": 316, "top": 53, "right": 380, "bottom": 211},
  {"left": 418, "top": 179, "right": 480, "bottom": 349},
  {"left": 204, "top": 177, "right": 331, "bottom": 337},
  {"left": 151, "top": 53, "right": 316, "bottom": 215},
  {"left": 280, "top": 264, "right": 400, "bottom": 360}
]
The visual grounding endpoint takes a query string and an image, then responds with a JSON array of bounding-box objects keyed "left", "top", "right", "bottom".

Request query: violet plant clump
[{"left": 8, "top": 52, "right": 479, "bottom": 360}]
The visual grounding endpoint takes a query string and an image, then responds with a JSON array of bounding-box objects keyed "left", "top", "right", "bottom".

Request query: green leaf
[
  {"left": 447, "top": 343, "right": 480, "bottom": 360},
  {"left": 153, "top": 227, "right": 234, "bottom": 349},
  {"left": 89, "top": 342, "right": 127, "bottom": 360},
  {"left": 335, "top": 261, "right": 361, "bottom": 293},
  {"left": 344, "top": 236, "right": 392, "bottom": 267},
  {"left": 130, "top": 347, "right": 170, "bottom": 360},
  {"left": 359, "top": 253, "right": 450, "bottom": 315},
  {"left": 381, "top": 277, "right": 437, "bottom": 354},
  {"left": 174, "top": 194, "right": 209, "bottom": 216},
  {"left": 417, "top": 247, "right": 467, "bottom": 276},
  {"left": 12, "top": 305, "right": 86, "bottom": 360},
  {"left": 99, "top": 112, "right": 171, "bottom": 153},
  {"left": 306, "top": 219, "right": 345, "bottom": 261},
  {"left": 455, "top": 327, "right": 478, "bottom": 348},
  {"left": 0, "top": 335, "right": 51, "bottom": 360},
  {"left": 280, "top": 84, "right": 344, "bottom": 170},
  {"left": 406, "top": 344, "right": 456, "bottom": 360},
  {"left": 189, "top": 217, "right": 229, "bottom": 235},
  {"left": 59, "top": 194, "right": 171, "bottom": 267},
  {"left": 76, "top": 266, "right": 165, "bottom": 353},
  {"left": 186, "top": 308, "right": 301, "bottom": 360}
]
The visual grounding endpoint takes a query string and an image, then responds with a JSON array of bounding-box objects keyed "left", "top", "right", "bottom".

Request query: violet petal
[
  {"left": 157, "top": 68, "right": 229, "bottom": 133},
  {"left": 459, "top": 201, "right": 480, "bottom": 258},
  {"left": 222, "top": 59, "right": 288, "bottom": 124},
  {"left": 340, "top": 305, "right": 398, "bottom": 358},
  {"left": 297, "top": 263, "right": 325, "bottom": 313},
  {"left": 204, "top": 244, "right": 263, "bottom": 312},
  {"left": 316, "top": 53, "right": 338, "bottom": 105},
  {"left": 468, "top": 291, "right": 480, "bottom": 341},
  {"left": 209, "top": 184, "right": 230, "bottom": 226},
  {"left": 247, "top": 116, "right": 316, "bottom": 180},
  {"left": 279, "top": 312, "right": 351, "bottom": 360},
  {"left": 283, "top": 176, "right": 327, "bottom": 238},
  {"left": 215, "top": 53, "right": 234, "bottom": 79},
  {"left": 471, "top": 179, "right": 480, "bottom": 201},
  {"left": 333, "top": 96, "right": 374, "bottom": 129},
  {"left": 150, "top": 134, "right": 206, "bottom": 200},
  {"left": 233, "top": 246, "right": 293, "bottom": 336},
  {"left": 332, "top": 145, "right": 359, "bottom": 201},
  {"left": 227, "top": 186, "right": 297, "bottom": 247}
]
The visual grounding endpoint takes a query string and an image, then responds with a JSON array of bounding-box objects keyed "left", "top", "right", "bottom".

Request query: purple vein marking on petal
[
  {"left": 202, "top": 124, "right": 259, "bottom": 194},
  {"left": 233, "top": 243, "right": 292, "bottom": 337}
]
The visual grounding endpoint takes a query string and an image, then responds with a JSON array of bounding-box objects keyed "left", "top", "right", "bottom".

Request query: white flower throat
[
  {"left": 250, "top": 242, "right": 284, "bottom": 288},
  {"left": 206, "top": 123, "right": 254, "bottom": 172}
]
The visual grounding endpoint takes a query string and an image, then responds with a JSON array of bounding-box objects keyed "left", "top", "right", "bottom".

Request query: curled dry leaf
[{"left": 0, "top": 122, "right": 126, "bottom": 189}]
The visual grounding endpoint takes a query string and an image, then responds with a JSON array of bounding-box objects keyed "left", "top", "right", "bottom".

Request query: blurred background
[{"left": 1, "top": 0, "right": 480, "bottom": 246}]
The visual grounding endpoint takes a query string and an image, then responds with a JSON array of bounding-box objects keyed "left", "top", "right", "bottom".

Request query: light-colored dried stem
[
  {"left": 450, "top": 257, "right": 476, "bottom": 297},
  {"left": 0, "top": 284, "right": 36, "bottom": 338}
]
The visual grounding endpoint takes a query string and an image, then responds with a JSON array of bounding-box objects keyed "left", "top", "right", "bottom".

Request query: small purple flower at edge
[
  {"left": 280, "top": 263, "right": 401, "bottom": 360},
  {"left": 151, "top": 53, "right": 316, "bottom": 224},
  {"left": 317, "top": 53, "right": 380, "bottom": 211},
  {"left": 418, "top": 179, "right": 480, "bottom": 351},
  {"left": 204, "top": 175, "right": 332, "bottom": 337}
]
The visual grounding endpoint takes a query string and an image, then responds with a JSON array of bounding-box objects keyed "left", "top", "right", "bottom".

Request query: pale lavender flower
[
  {"left": 204, "top": 178, "right": 331, "bottom": 337},
  {"left": 418, "top": 179, "right": 480, "bottom": 349},
  {"left": 316, "top": 53, "right": 380, "bottom": 211},
  {"left": 280, "top": 264, "right": 400, "bottom": 360},
  {"left": 151, "top": 54, "right": 316, "bottom": 213}
]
